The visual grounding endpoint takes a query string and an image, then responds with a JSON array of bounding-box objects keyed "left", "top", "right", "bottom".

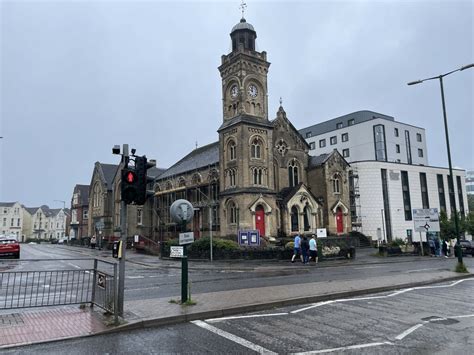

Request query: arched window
[
  {"left": 291, "top": 206, "right": 299, "bottom": 232},
  {"left": 252, "top": 168, "right": 264, "bottom": 185},
  {"left": 303, "top": 206, "right": 311, "bottom": 231},
  {"left": 154, "top": 184, "right": 161, "bottom": 193},
  {"left": 165, "top": 181, "right": 173, "bottom": 190},
  {"left": 251, "top": 137, "right": 263, "bottom": 159},
  {"left": 228, "top": 169, "right": 237, "bottom": 187},
  {"left": 288, "top": 159, "right": 299, "bottom": 187},
  {"left": 333, "top": 174, "right": 341, "bottom": 194},
  {"left": 191, "top": 174, "right": 201, "bottom": 186},
  {"left": 228, "top": 141, "right": 237, "bottom": 161},
  {"left": 178, "top": 177, "right": 186, "bottom": 187},
  {"left": 93, "top": 183, "right": 101, "bottom": 207},
  {"left": 228, "top": 200, "right": 237, "bottom": 224}
]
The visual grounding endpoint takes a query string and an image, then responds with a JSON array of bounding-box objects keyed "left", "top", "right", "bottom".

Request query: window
[
  {"left": 309, "top": 142, "right": 315, "bottom": 150},
  {"left": 252, "top": 168, "right": 264, "bottom": 185},
  {"left": 288, "top": 159, "right": 299, "bottom": 187},
  {"left": 381, "top": 169, "right": 393, "bottom": 241},
  {"left": 405, "top": 130, "right": 412, "bottom": 164},
  {"left": 416, "top": 133, "right": 422, "bottom": 142},
  {"left": 10, "top": 218, "right": 14, "bottom": 227},
  {"left": 137, "top": 208, "right": 143, "bottom": 225},
  {"left": 303, "top": 206, "right": 311, "bottom": 231},
  {"left": 420, "top": 173, "right": 429, "bottom": 209},
  {"left": 437, "top": 174, "right": 446, "bottom": 213},
  {"left": 394, "top": 128, "right": 399, "bottom": 137},
  {"left": 178, "top": 177, "right": 186, "bottom": 187},
  {"left": 336, "top": 122, "right": 343, "bottom": 129},
  {"left": 291, "top": 206, "right": 299, "bottom": 232},
  {"left": 332, "top": 175, "right": 340, "bottom": 193},
  {"left": 418, "top": 149, "right": 423, "bottom": 158},
  {"left": 73, "top": 193, "right": 78, "bottom": 205},
  {"left": 93, "top": 183, "right": 101, "bottom": 208},
  {"left": 343, "top": 149, "right": 350, "bottom": 158},
  {"left": 83, "top": 209, "right": 88, "bottom": 220},
  {"left": 3, "top": 218, "right": 6, "bottom": 226},
  {"left": 348, "top": 119, "right": 355, "bottom": 126},
  {"left": 448, "top": 175, "right": 456, "bottom": 213},
  {"left": 341, "top": 133, "right": 348, "bottom": 142},
  {"left": 373, "top": 125, "right": 387, "bottom": 161},
  {"left": 330, "top": 136, "right": 337, "bottom": 145},
  {"left": 228, "top": 201, "right": 237, "bottom": 224},
  {"left": 17, "top": 218, "right": 20, "bottom": 227},
  {"left": 251, "top": 138, "right": 262, "bottom": 159},
  {"left": 319, "top": 139, "right": 326, "bottom": 148},
  {"left": 306, "top": 132, "right": 312, "bottom": 138},
  {"left": 396, "top": 144, "right": 400, "bottom": 153},
  {"left": 228, "top": 141, "right": 236, "bottom": 161},
  {"left": 401, "top": 171, "right": 412, "bottom": 220},
  {"left": 457, "top": 176, "right": 465, "bottom": 216},
  {"left": 191, "top": 174, "right": 201, "bottom": 185},
  {"left": 228, "top": 169, "right": 236, "bottom": 187}
]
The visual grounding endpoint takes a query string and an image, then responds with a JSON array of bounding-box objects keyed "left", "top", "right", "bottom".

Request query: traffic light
[
  {"left": 135, "top": 155, "right": 156, "bottom": 205},
  {"left": 121, "top": 168, "right": 139, "bottom": 204}
]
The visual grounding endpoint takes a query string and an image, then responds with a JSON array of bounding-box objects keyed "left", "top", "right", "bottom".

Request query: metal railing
[{"left": 0, "top": 258, "right": 118, "bottom": 323}]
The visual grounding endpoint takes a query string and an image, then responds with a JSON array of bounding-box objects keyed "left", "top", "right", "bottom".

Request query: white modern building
[
  {"left": 349, "top": 162, "right": 468, "bottom": 242},
  {"left": 300, "top": 111, "right": 428, "bottom": 166},
  {"left": 300, "top": 110, "right": 469, "bottom": 243},
  {"left": 466, "top": 171, "right": 474, "bottom": 195}
]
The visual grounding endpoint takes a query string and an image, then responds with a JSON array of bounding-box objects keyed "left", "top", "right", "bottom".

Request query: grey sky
[{"left": 1, "top": 0, "right": 473, "bottom": 207}]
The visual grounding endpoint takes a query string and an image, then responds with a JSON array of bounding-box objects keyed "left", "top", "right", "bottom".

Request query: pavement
[{"left": 1, "top": 247, "right": 472, "bottom": 350}]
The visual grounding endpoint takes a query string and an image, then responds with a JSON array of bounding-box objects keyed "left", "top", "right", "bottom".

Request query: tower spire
[{"left": 239, "top": 0, "right": 247, "bottom": 19}]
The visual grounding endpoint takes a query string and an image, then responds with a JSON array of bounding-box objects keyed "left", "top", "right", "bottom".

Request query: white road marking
[
  {"left": 291, "top": 301, "right": 334, "bottom": 314},
  {"left": 405, "top": 268, "right": 435, "bottom": 273},
  {"left": 292, "top": 341, "right": 394, "bottom": 354},
  {"left": 395, "top": 323, "right": 424, "bottom": 340},
  {"left": 451, "top": 314, "right": 474, "bottom": 319},
  {"left": 206, "top": 312, "right": 288, "bottom": 323},
  {"left": 127, "top": 276, "right": 145, "bottom": 279},
  {"left": 191, "top": 320, "right": 277, "bottom": 354},
  {"left": 127, "top": 286, "right": 160, "bottom": 291}
]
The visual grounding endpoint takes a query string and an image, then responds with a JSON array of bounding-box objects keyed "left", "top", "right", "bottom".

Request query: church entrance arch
[
  {"left": 336, "top": 207, "right": 343, "bottom": 234},
  {"left": 255, "top": 205, "right": 265, "bottom": 237}
]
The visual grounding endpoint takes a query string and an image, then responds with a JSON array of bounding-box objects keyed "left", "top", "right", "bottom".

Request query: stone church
[{"left": 154, "top": 16, "right": 350, "bottom": 241}]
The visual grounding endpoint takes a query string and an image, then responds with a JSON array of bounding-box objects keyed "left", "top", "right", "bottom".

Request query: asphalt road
[
  {"left": 2, "top": 244, "right": 474, "bottom": 303},
  {"left": 4, "top": 277, "right": 473, "bottom": 354}
]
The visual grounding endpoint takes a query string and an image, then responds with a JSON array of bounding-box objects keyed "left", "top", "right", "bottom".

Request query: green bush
[{"left": 390, "top": 238, "right": 405, "bottom": 247}]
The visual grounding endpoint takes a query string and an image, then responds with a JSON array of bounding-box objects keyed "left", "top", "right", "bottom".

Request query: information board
[{"left": 413, "top": 208, "right": 440, "bottom": 232}]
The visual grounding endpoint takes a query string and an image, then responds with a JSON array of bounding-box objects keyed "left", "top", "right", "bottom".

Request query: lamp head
[
  {"left": 112, "top": 145, "right": 121, "bottom": 155},
  {"left": 460, "top": 63, "right": 474, "bottom": 71},
  {"left": 407, "top": 80, "right": 423, "bottom": 86}
]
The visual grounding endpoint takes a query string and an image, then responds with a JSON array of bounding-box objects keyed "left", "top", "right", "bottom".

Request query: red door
[
  {"left": 336, "top": 208, "right": 344, "bottom": 234},
  {"left": 255, "top": 206, "right": 265, "bottom": 237}
]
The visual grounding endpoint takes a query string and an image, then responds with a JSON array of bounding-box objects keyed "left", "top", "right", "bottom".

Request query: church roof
[
  {"left": 100, "top": 163, "right": 119, "bottom": 187},
  {"left": 231, "top": 18, "right": 255, "bottom": 33},
  {"left": 158, "top": 142, "right": 219, "bottom": 180},
  {"left": 218, "top": 114, "right": 273, "bottom": 132},
  {"left": 308, "top": 153, "right": 330, "bottom": 168}
]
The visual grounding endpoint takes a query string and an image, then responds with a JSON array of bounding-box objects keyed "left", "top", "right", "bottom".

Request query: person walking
[
  {"left": 301, "top": 236, "right": 310, "bottom": 264},
  {"left": 291, "top": 234, "right": 303, "bottom": 263},
  {"left": 90, "top": 235, "right": 97, "bottom": 249},
  {"left": 442, "top": 239, "right": 448, "bottom": 258},
  {"left": 309, "top": 235, "right": 318, "bottom": 264}
]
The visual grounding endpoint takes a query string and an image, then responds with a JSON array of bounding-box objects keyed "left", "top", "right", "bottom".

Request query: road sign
[
  {"left": 97, "top": 272, "right": 106, "bottom": 290},
  {"left": 413, "top": 208, "right": 440, "bottom": 232},
  {"left": 170, "top": 246, "right": 184, "bottom": 258},
  {"left": 179, "top": 232, "right": 195, "bottom": 245},
  {"left": 170, "top": 199, "right": 194, "bottom": 223}
]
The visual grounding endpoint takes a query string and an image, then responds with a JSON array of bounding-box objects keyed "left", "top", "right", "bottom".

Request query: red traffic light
[{"left": 125, "top": 171, "right": 137, "bottom": 184}]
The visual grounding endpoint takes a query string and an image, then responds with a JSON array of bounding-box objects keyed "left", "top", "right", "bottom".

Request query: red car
[{"left": 0, "top": 238, "right": 20, "bottom": 259}]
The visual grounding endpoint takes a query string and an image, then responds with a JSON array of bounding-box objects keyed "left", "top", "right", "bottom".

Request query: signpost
[
  {"left": 170, "top": 199, "right": 194, "bottom": 303},
  {"left": 413, "top": 208, "right": 440, "bottom": 256},
  {"left": 170, "top": 246, "right": 184, "bottom": 258}
]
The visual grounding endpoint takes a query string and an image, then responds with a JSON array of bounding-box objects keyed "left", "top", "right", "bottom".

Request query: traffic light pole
[{"left": 117, "top": 145, "right": 129, "bottom": 316}]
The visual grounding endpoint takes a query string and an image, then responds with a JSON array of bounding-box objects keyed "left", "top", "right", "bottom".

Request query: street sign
[
  {"left": 413, "top": 208, "right": 440, "bottom": 232},
  {"left": 170, "top": 246, "right": 184, "bottom": 258},
  {"left": 317, "top": 228, "right": 327, "bottom": 238},
  {"left": 179, "top": 232, "right": 194, "bottom": 245},
  {"left": 95, "top": 221, "right": 105, "bottom": 230},
  {"left": 97, "top": 272, "right": 106, "bottom": 290},
  {"left": 170, "top": 199, "right": 194, "bottom": 223}
]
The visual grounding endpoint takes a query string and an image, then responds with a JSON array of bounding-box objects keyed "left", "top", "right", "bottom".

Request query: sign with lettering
[
  {"left": 170, "top": 246, "right": 184, "bottom": 258},
  {"left": 413, "top": 208, "right": 440, "bottom": 232},
  {"left": 179, "top": 232, "right": 195, "bottom": 245}
]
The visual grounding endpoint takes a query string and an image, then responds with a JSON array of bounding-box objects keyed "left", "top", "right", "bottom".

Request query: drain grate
[{"left": 0, "top": 313, "right": 24, "bottom": 327}]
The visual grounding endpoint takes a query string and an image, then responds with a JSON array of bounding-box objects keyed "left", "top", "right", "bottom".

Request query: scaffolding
[{"left": 349, "top": 168, "right": 362, "bottom": 232}]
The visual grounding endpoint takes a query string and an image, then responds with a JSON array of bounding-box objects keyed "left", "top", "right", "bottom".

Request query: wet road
[{"left": 4, "top": 277, "right": 473, "bottom": 354}]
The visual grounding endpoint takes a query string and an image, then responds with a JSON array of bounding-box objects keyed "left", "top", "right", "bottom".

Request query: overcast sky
[{"left": 1, "top": 0, "right": 473, "bottom": 207}]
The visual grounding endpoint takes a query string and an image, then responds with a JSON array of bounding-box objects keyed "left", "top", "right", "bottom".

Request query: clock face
[
  {"left": 248, "top": 84, "right": 258, "bottom": 98},
  {"left": 230, "top": 85, "right": 238, "bottom": 98}
]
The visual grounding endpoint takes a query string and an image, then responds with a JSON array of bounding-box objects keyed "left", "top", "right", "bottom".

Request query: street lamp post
[{"left": 408, "top": 63, "right": 474, "bottom": 265}]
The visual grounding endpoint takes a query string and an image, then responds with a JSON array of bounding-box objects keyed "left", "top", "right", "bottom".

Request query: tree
[
  {"left": 468, "top": 195, "right": 474, "bottom": 212},
  {"left": 439, "top": 210, "right": 466, "bottom": 240},
  {"left": 462, "top": 211, "right": 474, "bottom": 236}
]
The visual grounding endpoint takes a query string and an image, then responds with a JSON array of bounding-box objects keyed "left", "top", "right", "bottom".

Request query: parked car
[
  {"left": 0, "top": 238, "right": 20, "bottom": 259},
  {"left": 455, "top": 240, "right": 473, "bottom": 257}
]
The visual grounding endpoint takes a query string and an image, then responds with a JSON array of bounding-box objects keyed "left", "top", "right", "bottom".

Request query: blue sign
[{"left": 238, "top": 230, "right": 260, "bottom": 246}]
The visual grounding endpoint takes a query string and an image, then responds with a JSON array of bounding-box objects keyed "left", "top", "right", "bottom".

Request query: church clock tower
[
  {"left": 218, "top": 18, "right": 270, "bottom": 121},
  {"left": 217, "top": 15, "right": 277, "bottom": 240}
]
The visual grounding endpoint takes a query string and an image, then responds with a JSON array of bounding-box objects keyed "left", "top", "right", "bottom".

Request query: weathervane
[{"left": 239, "top": 0, "right": 247, "bottom": 19}]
